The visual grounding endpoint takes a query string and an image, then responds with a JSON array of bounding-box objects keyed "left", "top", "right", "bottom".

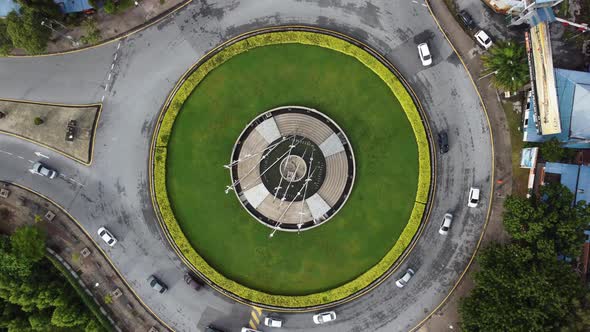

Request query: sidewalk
[
  {"left": 10, "top": 0, "right": 189, "bottom": 55},
  {"left": 418, "top": 0, "right": 512, "bottom": 330},
  {"left": 0, "top": 182, "right": 169, "bottom": 332}
]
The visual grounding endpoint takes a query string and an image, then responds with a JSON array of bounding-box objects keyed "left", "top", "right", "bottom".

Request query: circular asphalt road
[{"left": 0, "top": 1, "right": 493, "bottom": 331}]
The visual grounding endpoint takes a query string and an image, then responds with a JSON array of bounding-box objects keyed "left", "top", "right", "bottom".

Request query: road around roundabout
[{"left": 0, "top": 1, "right": 493, "bottom": 331}]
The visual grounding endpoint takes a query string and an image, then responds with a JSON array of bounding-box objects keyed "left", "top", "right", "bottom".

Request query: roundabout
[
  {"left": 152, "top": 30, "right": 431, "bottom": 307},
  {"left": 0, "top": 1, "right": 494, "bottom": 331}
]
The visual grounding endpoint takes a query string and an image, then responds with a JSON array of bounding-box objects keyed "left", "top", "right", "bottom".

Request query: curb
[{"left": 147, "top": 25, "right": 438, "bottom": 312}]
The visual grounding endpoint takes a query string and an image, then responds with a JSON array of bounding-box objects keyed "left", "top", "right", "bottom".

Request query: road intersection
[{"left": 0, "top": 1, "right": 493, "bottom": 331}]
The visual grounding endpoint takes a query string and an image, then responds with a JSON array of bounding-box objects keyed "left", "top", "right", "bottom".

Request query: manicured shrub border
[{"left": 152, "top": 29, "right": 431, "bottom": 308}]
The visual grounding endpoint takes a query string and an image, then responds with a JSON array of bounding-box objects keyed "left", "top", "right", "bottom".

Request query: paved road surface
[{"left": 0, "top": 1, "right": 493, "bottom": 331}]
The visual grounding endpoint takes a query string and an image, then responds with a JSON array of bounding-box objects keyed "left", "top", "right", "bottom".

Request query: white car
[
  {"left": 264, "top": 316, "right": 283, "bottom": 328},
  {"left": 468, "top": 187, "right": 480, "bottom": 208},
  {"left": 313, "top": 311, "right": 336, "bottom": 325},
  {"left": 97, "top": 227, "right": 117, "bottom": 246},
  {"left": 474, "top": 30, "right": 493, "bottom": 49},
  {"left": 395, "top": 268, "right": 415, "bottom": 288},
  {"left": 31, "top": 162, "right": 57, "bottom": 179},
  {"left": 417, "top": 43, "right": 432, "bottom": 66},
  {"left": 241, "top": 328, "right": 261, "bottom": 332},
  {"left": 439, "top": 213, "right": 453, "bottom": 235}
]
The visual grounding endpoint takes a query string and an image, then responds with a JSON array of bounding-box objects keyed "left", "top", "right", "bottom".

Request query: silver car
[
  {"left": 97, "top": 227, "right": 117, "bottom": 246},
  {"left": 32, "top": 162, "right": 57, "bottom": 179},
  {"left": 395, "top": 268, "right": 415, "bottom": 288},
  {"left": 313, "top": 311, "right": 336, "bottom": 324},
  {"left": 147, "top": 275, "right": 167, "bottom": 294},
  {"left": 439, "top": 213, "right": 453, "bottom": 235}
]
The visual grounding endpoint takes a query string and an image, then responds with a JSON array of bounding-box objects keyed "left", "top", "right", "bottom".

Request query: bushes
[{"left": 153, "top": 30, "right": 431, "bottom": 307}]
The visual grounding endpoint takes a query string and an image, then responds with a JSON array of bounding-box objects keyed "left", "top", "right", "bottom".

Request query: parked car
[
  {"left": 468, "top": 187, "right": 480, "bottom": 208},
  {"left": 438, "top": 131, "right": 449, "bottom": 154},
  {"left": 417, "top": 43, "right": 432, "bottom": 66},
  {"left": 474, "top": 30, "right": 493, "bottom": 49},
  {"left": 147, "top": 275, "right": 168, "bottom": 294},
  {"left": 184, "top": 273, "right": 203, "bottom": 291},
  {"left": 439, "top": 213, "right": 453, "bottom": 235},
  {"left": 313, "top": 311, "right": 336, "bottom": 324},
  {"left": 31, "top": 162, "right": 57, "bottom": 179},
  {"left": 264, "top": 316, "right": 283, "bottom": 328},
  {"left": 97, "top": 227, "right": 117, "bottom": 247},
  {"left": 205, "top": 326, "right": 224, "bottom": 332},
  {"left": 395, "top": 268, "right": 415, "bottom": 288},
  {"left": 241, "top": 328, "right": 261, "bottom": 332},
  {"left": 457, "top": 10, "right": 475, "bottom": 29}
]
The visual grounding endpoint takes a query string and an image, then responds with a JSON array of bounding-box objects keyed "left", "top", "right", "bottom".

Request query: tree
[
  {"left": 539, "top": 137, "right": 575, "bottom": 162},
  {"left": 460, "top": 243, "right": 584, "bottom": 332},
  {"left": 84, "top": 319, "right": 106, "bottom": 332},
  {"left": 481, "top": 40, "right": 529, "bottom": 92},
  {"left": 51, "top": 302, "right": 90, "bottom": 327},
  {"left": 6, "top": 8, "right": 51, "bottom": 55},
  {"left": 0, "top": 21, "right": 14, "bottom": 56},
  {"left": 11, "top": 226, "right": 46, "bottom": 264},
  {"left": 503, "top": 183, "right": 588, "bottom": 259},
  {"left": 15, "top": 0, "right": 61, "bottom": 18}
]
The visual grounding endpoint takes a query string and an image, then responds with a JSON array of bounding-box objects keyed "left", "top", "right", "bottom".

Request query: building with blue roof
[
  {"left": 543, "top": 162, "right": 590, "bottom": 204},
  {"left": 523, "top": 68, "right": 590, "bottom": 149},
  {"left": 0, "top": 0, "right": 92, "bottom": 15}
]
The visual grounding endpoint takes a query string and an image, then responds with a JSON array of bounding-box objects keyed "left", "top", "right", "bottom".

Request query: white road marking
[
  {"left": 107, "top": 73, "right": 112, "bottom": 81},
  {"left": 34, "top": 151, "right": 49, "bottom": 159},
  {"left": 28, "top": 160, "right": 34, "bottom": 163},
  {"left": 101, "top": 95, "right": 105, "bottom": 102},
  {"left": 421, "top": 3, "right": 427, "bottom": 6},
  {"left": 113, "top": 53, "right": 118, "bottom": 61},
  {"left": 111, "top": 63, "right": 115, "bottom": 70},
  {"left": 17, "top": 156, "right": 24, "bottom": 159},
  {"left": 104, "top": 83, "right": 109, "bottom": 91},
  {"left": 0, "top": 150, "right": 13, "bottom": 155},
  {"left": 69, "top": 178, "right": 85, "bottom": 187},
  {"left": 117, "top": 42, "right": 121, "bottom": 50}
]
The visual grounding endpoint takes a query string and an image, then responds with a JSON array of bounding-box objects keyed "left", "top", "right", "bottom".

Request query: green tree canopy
[
  {"left": 6, "top": 8, "right": 51, "bottom": 55},
  {"left": 16, "top": 0, "right": 61, "bottom": 18},
  {"left": 503, "top": 183, "right": 589, "bottom": 259},
  {"left": 11, "top": 226, "right": 46, "bottom": 264},
  {"left": 0, "top": 21, "right": 14, "bottom": 55},
  {"left": 460, "top": 243, "right": 584, "bottom": 332},
  {"left": 481, "top": 40, "right": 529, "bottom": 92},
  {"left": 539, "top": 137, "right": 576, "bottom": 162}
]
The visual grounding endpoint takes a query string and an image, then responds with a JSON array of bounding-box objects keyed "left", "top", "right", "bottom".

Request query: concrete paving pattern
[{"left": 0, "top": 1, "right": 493, "bottom": 331}]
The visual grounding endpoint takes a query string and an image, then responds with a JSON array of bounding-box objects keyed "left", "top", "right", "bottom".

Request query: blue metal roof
[
  {"left": 578, "top": 165, "right": 590, "bottom": 204},
  {"left": 524, "top": 69, "right": 590, "bottom": 148},
  {"left": 0, "top": 0, "right": 20, "bottom": 17},
  {"left": 545, "top": 162, "right": 580, "bottom": 195},
  {"left": 530, "top": 7, "right": 556, "bottom": 26},
  {"left": 54, "top": 0, "right": 93, "bottom": 13}
]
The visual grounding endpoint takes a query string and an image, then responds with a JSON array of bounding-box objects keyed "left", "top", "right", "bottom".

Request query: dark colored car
[
  {"left": 457, "top": 10, "right": 475, "bottom": 30},
  {"left": 184, "top": 273, "right": 203, "bottom": 291},
  {"left": 438, "top": 131, "right": 449, "bottom": 154},
  {"left": 205, "top": 326, "right": 224, "bottom": 332}
]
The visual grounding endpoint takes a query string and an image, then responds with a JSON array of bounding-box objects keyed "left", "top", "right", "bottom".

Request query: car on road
[
  {"left": 31, "top": 162, "right": 57, "bottom": 179},
  {"left": 313, "top": 311, "right": 336, "bottom": 324},
  {"left": 438, "top": 131, "right": 449, "bottom": 154},
  {"left": 97, "top": 227, "right": 117, "bottom": 246},
  {"left": 457, "top": 10, "right": 475, "bottom": 30},
  {"left": 147, "top": 275, "right": 167, "bottom": 294},
  {"left": 264, "top": 316, "right": 283, "bottom": 328},
  {"left": 439, "top": 213, "right": 453, "bottom": 235},
  {"left": 395, "top": 268, "right": 415, "bottom": 288},
  {"left": 184, "top": 273, "right": 203, "bottom": 291},
  {"left": 417, "top": 43, "right": 432, "bottom": 66},
  {"left": 241, "top": 328, "right": 261, "bottom": 332},
  {"left": 468, "top": 187, "right": 480, "bottom": 208},
  {"left": 474, "top": 30, "right": 493, "bottom": 49}
]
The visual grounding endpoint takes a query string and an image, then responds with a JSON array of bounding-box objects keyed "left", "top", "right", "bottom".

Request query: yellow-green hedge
[{"left": 153, "top": 30, "right": 431, "bottom": 308}]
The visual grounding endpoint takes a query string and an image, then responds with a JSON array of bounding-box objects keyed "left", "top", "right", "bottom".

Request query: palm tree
[{"left": 481, "top": 40, "right": 529, "bottom": 92}]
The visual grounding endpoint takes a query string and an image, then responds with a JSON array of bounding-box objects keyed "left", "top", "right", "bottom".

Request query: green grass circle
[{"left": 153, "top": 30, "right": 430, "bottom": 307}]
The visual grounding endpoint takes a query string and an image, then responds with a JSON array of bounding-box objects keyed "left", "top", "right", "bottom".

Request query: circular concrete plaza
[
  {"left": 229, "top": 106, "right": 355, "bottom": 232},
  {"left": 154, "top": 30, "right": 431, "bottom": 307}
]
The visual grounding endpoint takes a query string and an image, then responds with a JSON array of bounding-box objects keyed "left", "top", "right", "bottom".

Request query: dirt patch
[
  {"left": 0, "top": 182, "right": 169, "bottom": 332},
  {"left": 0, "top": 99, "right": 101, "bottom": 164}
]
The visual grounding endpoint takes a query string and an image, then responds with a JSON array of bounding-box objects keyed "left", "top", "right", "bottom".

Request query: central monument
[{"left": 226, "top": 106, "right": 356, "bottom": 234}]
